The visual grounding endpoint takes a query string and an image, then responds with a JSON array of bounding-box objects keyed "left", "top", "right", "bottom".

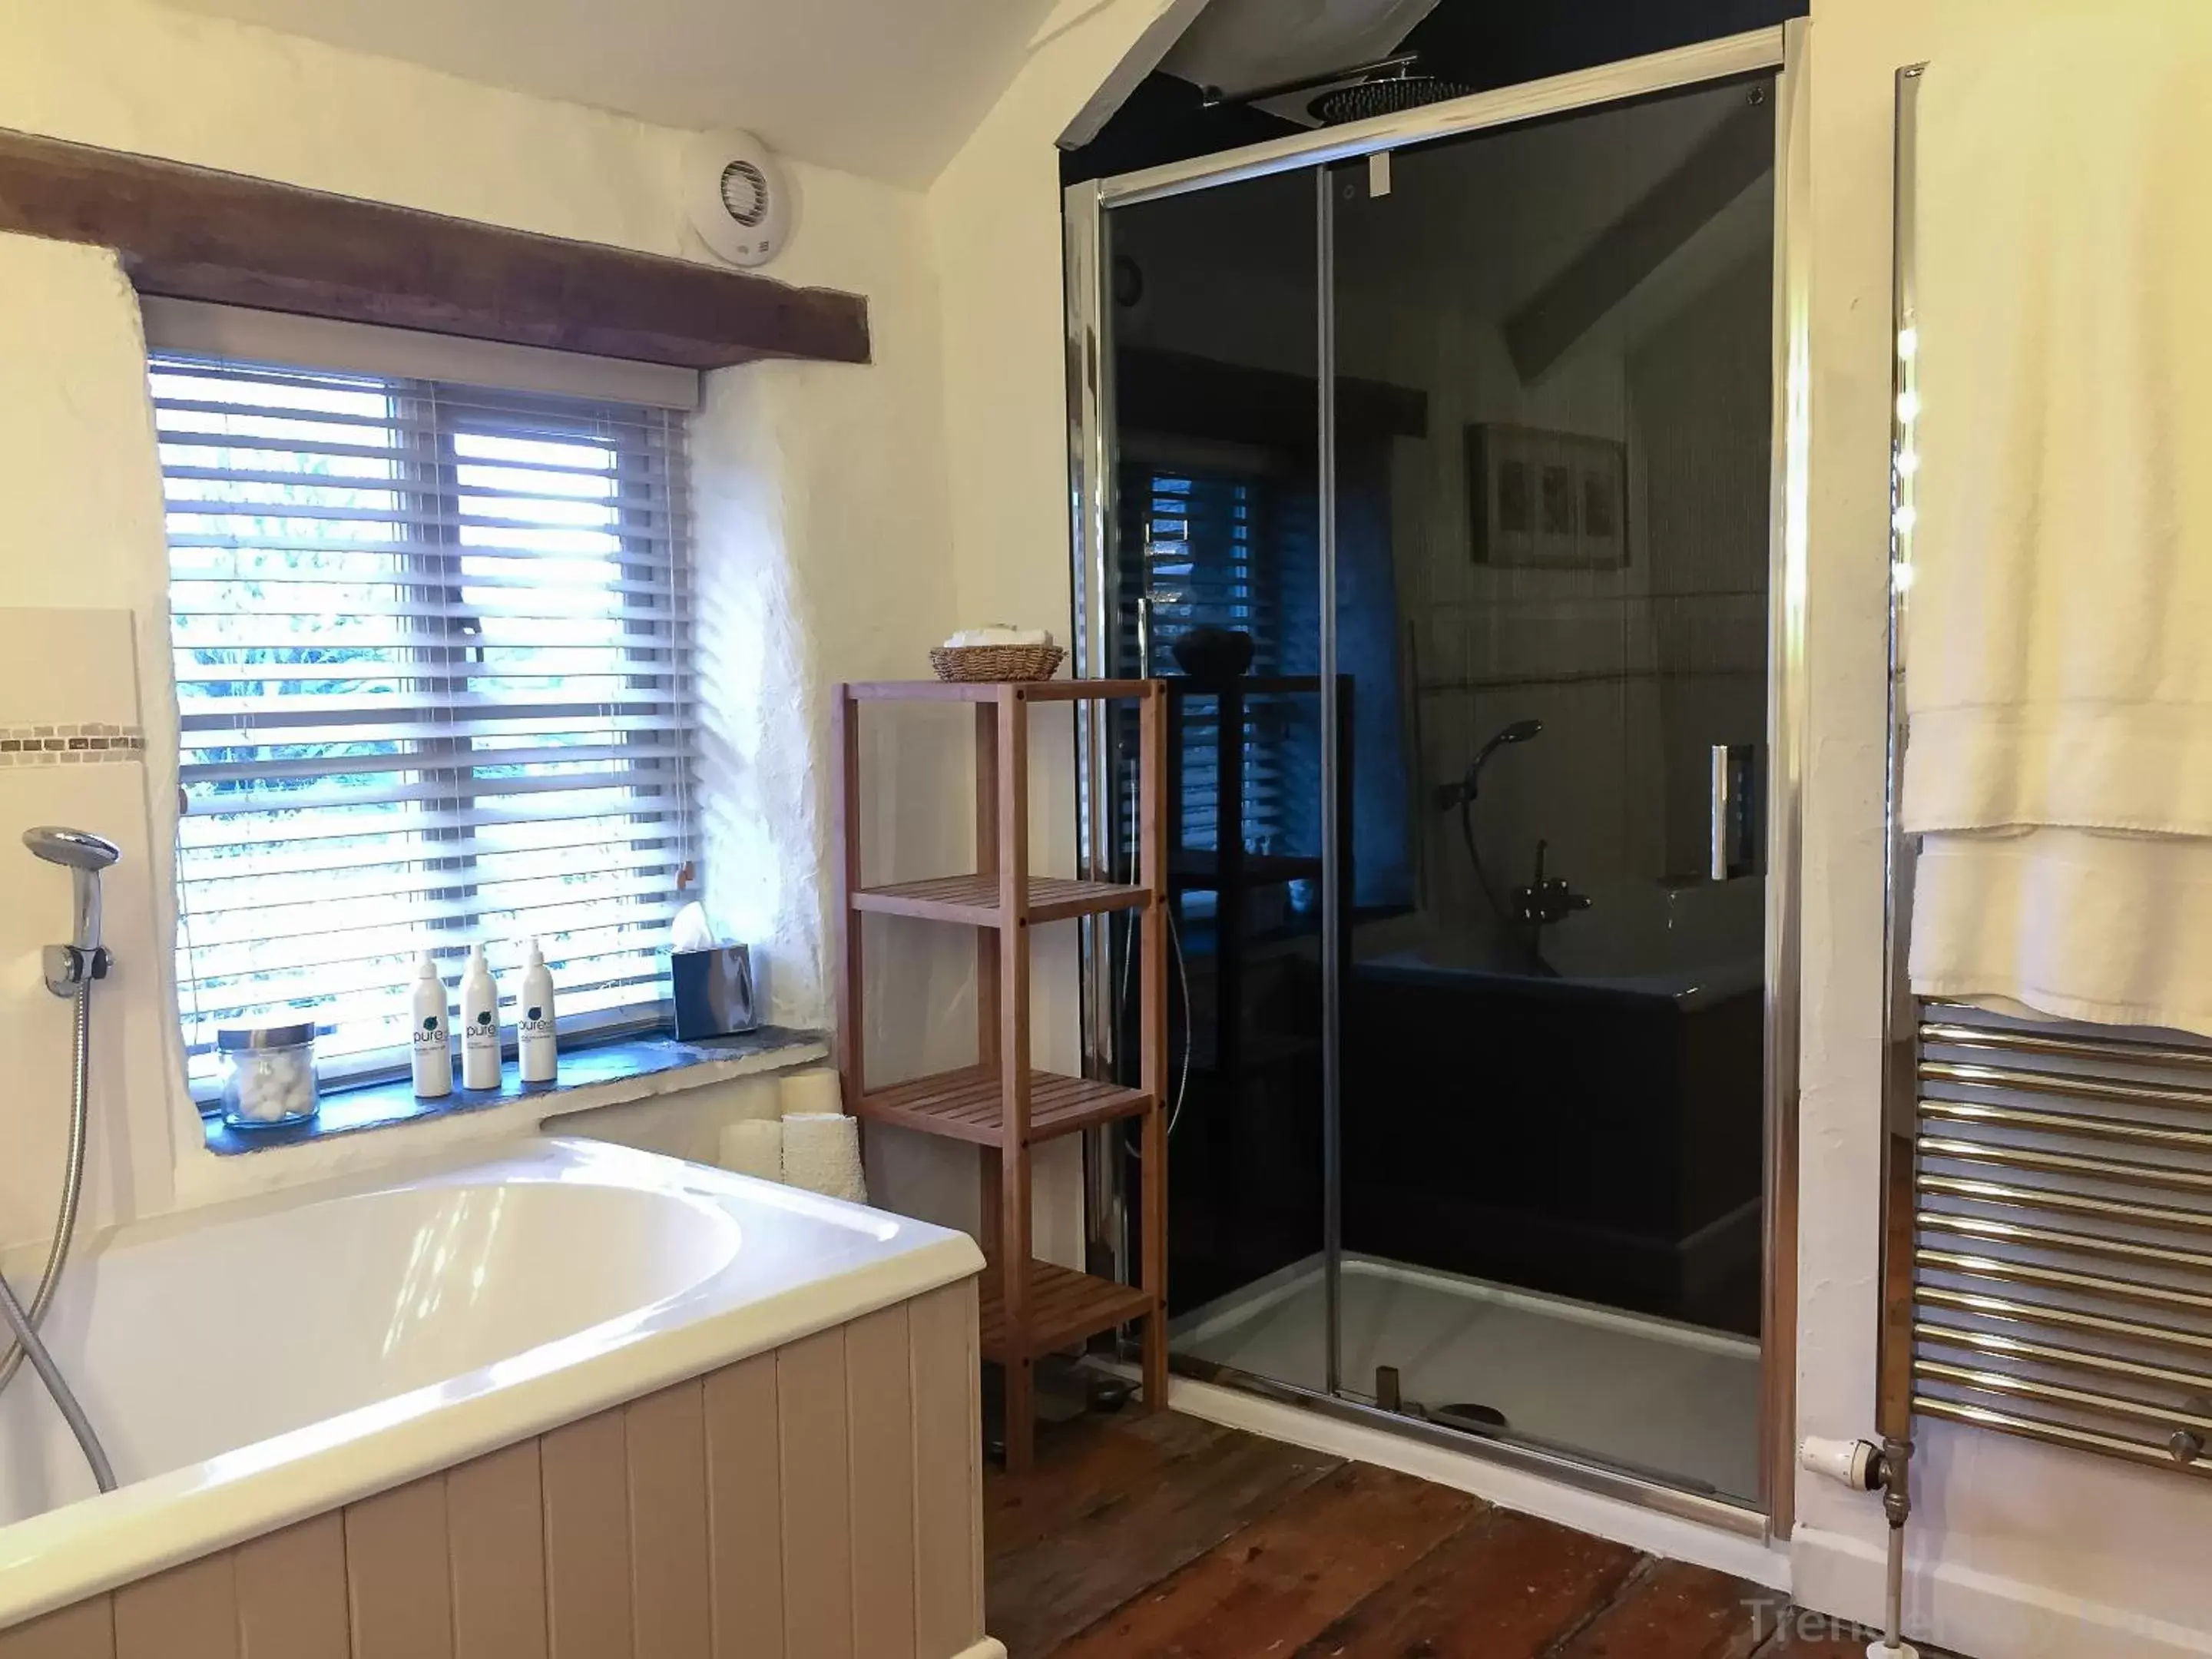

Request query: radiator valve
[{"left": 1799, "top": 1435, "right": 1886, "bottom": 1492}]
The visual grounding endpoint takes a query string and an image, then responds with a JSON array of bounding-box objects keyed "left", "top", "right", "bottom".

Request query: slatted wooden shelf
[
  {"left": 835, "top": 677, "right": 1168, "bottom": 1474},
  {"left": 856, "top": 1065, "right": 1153, "bottom": 1147},
  {"left": 978, "top": 1260, "right": 1156, "bottom": 1363},
  {"left": 850, "top": 873, "right": 1151, "bottom": 926}
]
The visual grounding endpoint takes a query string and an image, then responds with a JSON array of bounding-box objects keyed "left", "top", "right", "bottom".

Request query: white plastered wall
[
  {"left": 0, "top": 0, "right": 970, "bottom": 1234},
  {"left": 1793, "top": 3, "right": 2212, "bottom": 1655},
  {"left": 901, "top": 0, "right": 1208, "bottom": 1263}
]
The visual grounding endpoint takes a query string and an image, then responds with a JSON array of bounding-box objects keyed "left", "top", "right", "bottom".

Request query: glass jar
[{"left": 217, "top": 1020, "right": 320, "bottom": 1128}]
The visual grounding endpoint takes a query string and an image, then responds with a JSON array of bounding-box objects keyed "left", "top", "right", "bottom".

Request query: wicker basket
[{"left": 929, "top": 644, "right": 1065, "bottom": 683}]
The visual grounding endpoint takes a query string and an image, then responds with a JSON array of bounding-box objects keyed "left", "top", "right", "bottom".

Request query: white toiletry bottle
[
  {"left": 460, "top": 943, "right": 501, "bottom": 1090},
  {"left": 518, "top": 936, "right": 558, "bottom": 1084},
  {"left": 411, "top": 952, "right": 453, "bottom": 1099}
]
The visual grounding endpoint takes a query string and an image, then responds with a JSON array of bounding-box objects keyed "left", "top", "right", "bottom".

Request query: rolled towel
[
  {"left": 780, "top": 1068, "right": 843, "bottom": 1118},
  {"left": 717, "top": 1117, "right": 783, "bottom": 1181},
  {"left": 781, "top": 1112, "right": 867, "bottom": 1204},
  {"left": 945, "top": 625, "right": 1054, "bottom": 649}
]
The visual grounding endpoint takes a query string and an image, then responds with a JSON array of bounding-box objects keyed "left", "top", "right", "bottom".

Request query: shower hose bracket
[{"left": 41, "top": 944, "right": 111, "bottom": 998}]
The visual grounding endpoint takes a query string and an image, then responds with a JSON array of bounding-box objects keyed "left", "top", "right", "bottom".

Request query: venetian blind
[{"left": 151, "top": 353, "right": 694, "bottom": 1093}]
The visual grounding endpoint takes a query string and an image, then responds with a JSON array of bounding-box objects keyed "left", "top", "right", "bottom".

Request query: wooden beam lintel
[{"left": 0, "top": 124, "right": 872, "bottom": 371}]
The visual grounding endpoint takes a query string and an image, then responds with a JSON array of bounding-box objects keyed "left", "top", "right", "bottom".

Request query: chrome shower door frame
[{"left": 1065, "top": 17, "right": 1810, "bottom": 1538}]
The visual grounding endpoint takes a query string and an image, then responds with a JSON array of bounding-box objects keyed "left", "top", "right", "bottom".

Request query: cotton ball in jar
[{"left": 219, "top": 1025, "right": 320, "bottom": 1125}]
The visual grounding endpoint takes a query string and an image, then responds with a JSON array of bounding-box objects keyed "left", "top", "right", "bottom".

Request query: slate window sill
[{"left": 200, "top": 1026, "right": 828, "bottom": 1155}]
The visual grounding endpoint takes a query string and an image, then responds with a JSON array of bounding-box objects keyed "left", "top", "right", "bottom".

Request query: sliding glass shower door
[
  {"left": 1101, "top": 166, "right": 1330, "bottom": 1390},
  {"left": 1326, "top": 84, "right": 1774, "bottom": 1503},
  {"left": 1087, "top": 66, "right": 1780, "bottom": 1509}
]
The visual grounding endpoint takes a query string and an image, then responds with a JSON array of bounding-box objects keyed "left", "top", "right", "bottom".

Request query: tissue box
[{"left": 671, "top": 945, "right": 759, "bottom": 1040}]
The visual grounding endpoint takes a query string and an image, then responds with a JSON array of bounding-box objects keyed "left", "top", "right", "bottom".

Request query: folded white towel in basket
[{"left": 945, "top": 626, "right": 1054, "bottom": 649}]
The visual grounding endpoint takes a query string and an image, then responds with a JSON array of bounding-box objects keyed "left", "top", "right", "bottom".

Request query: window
[{"left": 152, "top": 352, "right": 694, "bottom": 1099}]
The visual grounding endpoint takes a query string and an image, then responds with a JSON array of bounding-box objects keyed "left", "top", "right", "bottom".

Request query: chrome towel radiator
[
  {"left": 1881, "top": 60, "right": 2212, "bottom": 1487},
  {"left": 1904, "top": 1005, "right": 2212, "bottom": 1472}
]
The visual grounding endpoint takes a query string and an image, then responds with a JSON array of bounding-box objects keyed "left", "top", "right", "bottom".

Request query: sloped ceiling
[{"left": 158, "top": 0, "right": 1071, "bottom": 186}]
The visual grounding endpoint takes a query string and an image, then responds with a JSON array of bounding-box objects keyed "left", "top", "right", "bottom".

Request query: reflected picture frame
[{"left": 1466, "top": 422, "right": 1629, "bottom": 569}]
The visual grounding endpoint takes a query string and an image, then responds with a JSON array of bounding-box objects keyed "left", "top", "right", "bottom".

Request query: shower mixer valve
[{"left": 1512, "top": 838, "right": 1591, "bottom": 926}]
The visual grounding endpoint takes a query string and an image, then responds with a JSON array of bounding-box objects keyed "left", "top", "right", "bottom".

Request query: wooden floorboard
[
  {"left": 1050, "top": 1462, "right": 1478, "bottom": 1658},
  {"left": 1294, "top": 1507, "right": 1644, "bottom": 1659},
  {"left": 1551, "top": 1558, "right": 1771, "bottom": 1658},
  {"left": 984, "top": 1409, "right": 1974, "bottom": 1659},
  {"left": 985, "top": 1410, "right": 1339, "bottom": 1657}
]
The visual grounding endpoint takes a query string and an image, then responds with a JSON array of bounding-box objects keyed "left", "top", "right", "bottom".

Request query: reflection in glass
[{"left": 1098, "top": 74, "right": 1777, "bottom": 1505}]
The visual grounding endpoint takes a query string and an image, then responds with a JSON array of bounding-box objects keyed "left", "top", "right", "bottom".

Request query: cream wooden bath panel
[
  {"left": 0, "top": 1287, "right": 983, "bottom": 1657},
  {"left": 0, "top": 1140, "right": 993, "bottom": 1659}
]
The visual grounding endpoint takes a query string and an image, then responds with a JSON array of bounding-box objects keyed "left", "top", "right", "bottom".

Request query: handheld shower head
[
  {"left": 25, "top": 826, "right": 121, "bottom": 959},
  {"left": 25, "top": 828, "right": 121, "bottom": 873},
  {"left": 1436, "top": 719, "right": 1545, "bottom": 810},
  {"left": 1475, "top": 719, "right": 1544, "bottom": 766}
]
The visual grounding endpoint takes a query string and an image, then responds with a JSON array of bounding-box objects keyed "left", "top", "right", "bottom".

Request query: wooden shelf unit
[{"left": 833, "top": 677, "right": 1168, "bottom": 1475}]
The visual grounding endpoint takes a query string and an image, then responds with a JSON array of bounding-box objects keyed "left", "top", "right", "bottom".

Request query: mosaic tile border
[{"left": 0, "top": 724, "right": 147, "bottom": 765}]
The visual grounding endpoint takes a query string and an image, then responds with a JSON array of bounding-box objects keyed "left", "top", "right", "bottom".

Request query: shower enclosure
[{"left": 1068, "top": 25, "right": 1806, "bottom": 1527}]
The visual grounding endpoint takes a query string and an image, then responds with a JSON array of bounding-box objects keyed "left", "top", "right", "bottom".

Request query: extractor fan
[{"left": 683, "top": 129, "right": 790, "bottom": 268}]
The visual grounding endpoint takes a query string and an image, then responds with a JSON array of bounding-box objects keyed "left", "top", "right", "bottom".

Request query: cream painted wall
[
  {"left": 0, "top": 0, "right": 972, "bottom": 1239},
  {"left": 1793, "top": 4, "right": 2212, "bottom": 1655},
  {"left": 912, "top": 0, "right": 1208, "bottom": 1263}
]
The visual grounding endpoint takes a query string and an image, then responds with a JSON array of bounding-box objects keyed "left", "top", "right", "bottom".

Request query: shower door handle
[{"left": 1710, "top": 742, "right": 1755, "bottom": 881}]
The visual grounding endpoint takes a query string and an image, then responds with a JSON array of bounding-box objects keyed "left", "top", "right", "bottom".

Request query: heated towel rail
[
  {"left": 1897, "top": 1005, "right": 2212, "bottom": 1474},
  {"left": 1881, "top": 61, "right": 2212, "bottom": 1482}
]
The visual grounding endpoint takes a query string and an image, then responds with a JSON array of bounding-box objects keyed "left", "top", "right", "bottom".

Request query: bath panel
[{"left": 0, "top": 1282, "right": 984, "bottom": 1659}]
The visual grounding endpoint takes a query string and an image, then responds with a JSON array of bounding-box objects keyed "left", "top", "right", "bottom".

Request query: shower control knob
[{"left": 2168, "top": 1429, "right": 2204, "bottom": 1465}]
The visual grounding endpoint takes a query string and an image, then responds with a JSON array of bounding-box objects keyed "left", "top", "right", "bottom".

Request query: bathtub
[
  {"left": 1344, "top": 884, "right": 1767, "bottom": 1330},
  {"left": 0, "top": 1137, "right": 990, "bottom": 1657}
]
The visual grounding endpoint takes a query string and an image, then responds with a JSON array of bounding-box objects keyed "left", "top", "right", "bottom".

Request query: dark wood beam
[
  {"left": 0, "top": 125, "right": 870, "bottom": 369},
  {"left": 1115, "top": 346, "right": 1428, "bottom": 455},
  {"left": 1500, "top": 98, "right": 1770, "bottom": 383}
]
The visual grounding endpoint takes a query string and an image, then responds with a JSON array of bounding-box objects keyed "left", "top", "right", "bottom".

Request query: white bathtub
[{"left": 0, "top": 1137, "right": 982, "bottom": 1629}]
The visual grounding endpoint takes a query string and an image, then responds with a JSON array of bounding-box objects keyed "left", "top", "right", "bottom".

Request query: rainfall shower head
[
  {"left": 1309, "top": 73, "right": 1474, "bottom": 126},
  {"left": 25, "top": 826, "right": 120, "bottom": 958}
]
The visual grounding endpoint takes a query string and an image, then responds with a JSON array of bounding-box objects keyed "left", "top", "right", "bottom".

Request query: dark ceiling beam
[
  {"left": 1500, "top": 98, "right": 1770, "bottom": 383},
  {"left": 1116, "top": 346, "right": 1427, "bottom": 454},
  {"left": 0, "top": 125, "right": 869, "bottom": 369}
]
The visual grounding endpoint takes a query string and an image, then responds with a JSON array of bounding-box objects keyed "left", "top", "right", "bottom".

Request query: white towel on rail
[
  {"left": 1912, "top": 829, "right": 2212, "bottom": 1039},
  {"left": 1905, "top": 12, "right": 2212, "bottom": 1036},
  {"left": 1906, "top": 13, "right": 2212, "bottom": 836}
]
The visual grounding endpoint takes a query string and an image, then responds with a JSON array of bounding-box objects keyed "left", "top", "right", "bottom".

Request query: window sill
[{"left": 199, "top": 1026, "right": 829, "bottom": 1156}]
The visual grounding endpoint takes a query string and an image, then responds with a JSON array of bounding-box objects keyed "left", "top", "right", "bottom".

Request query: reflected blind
[
  {"left": 152, "top": 354, "right": 694, "bottom": 1094},
  {"left": 1116, "top": 465, "right": 1310, "bottom": 863}
]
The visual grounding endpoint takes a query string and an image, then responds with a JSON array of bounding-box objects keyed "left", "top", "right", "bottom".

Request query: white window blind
[{"left": 152, "top": 352, "right": 695, "bottom": 1096}]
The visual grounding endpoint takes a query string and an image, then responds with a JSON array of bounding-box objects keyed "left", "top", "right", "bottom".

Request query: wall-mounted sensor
[{"left": 683, "top": 129, "right": 790, "bottom": 268}]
